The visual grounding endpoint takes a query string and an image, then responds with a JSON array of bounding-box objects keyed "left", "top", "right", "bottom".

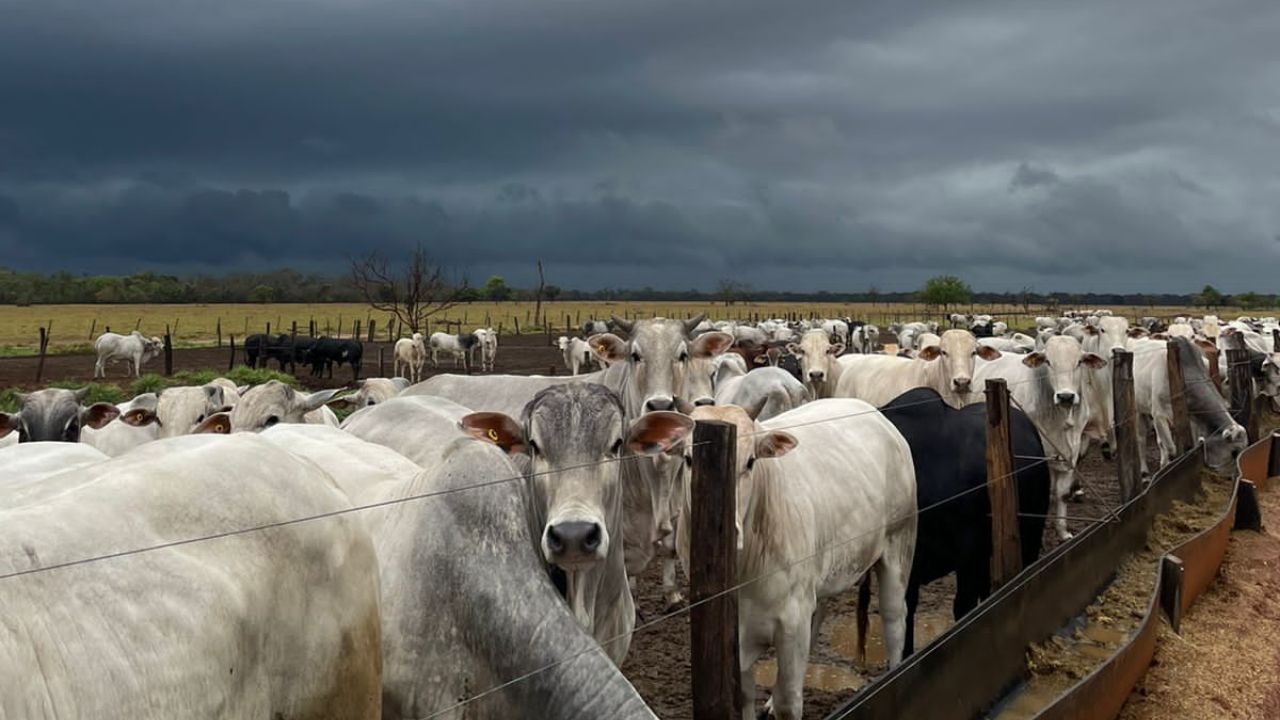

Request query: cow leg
[
  {"left": 875, "top": 534, "right": 911, "bottom": 668},
  {"left": 1137, "top": 414, "right": 1152, "bottom": 477},
  {"left": 1154, "top": 414, "right": 1175, "bottom": 469},
  {"left": 902, "top": 576, "right": 919, "bottom": 657},
  {"left": 953, "top": 557, "right": 989, "bottom": 620},
  {"left": 1049, "top": 465, "right": 1074, "bottom": 541},
  {"left": 661, "top": 558, "right": 685, "bottom": 612},
  {"left": 94, "top": 356, "right": 104, "bottom": 378},
  {"left": 768, "top": 605, "right": 813, "bottom": 720}
]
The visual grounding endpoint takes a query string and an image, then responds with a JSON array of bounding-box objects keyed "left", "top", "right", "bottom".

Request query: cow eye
[
  {"left": 746, "top": 457, "right": 756, "bottom": 471},
  {"left": 610, "top": 439, "right": 623, "bottom": 455},
  {"left": 529, "top": 439, "right": 541, "bottom": 455},
  {"left": 264, "top": 415, "right": 280, "bottom": 428},
  {"left": 196, "top": 414, "right": 205, "bottom": 423},
  {"left": 679, "top": 351, "right": 689, "bottom": 362},
  {"left": 631, "top": 352, "right": 642, "bottom": 363}
]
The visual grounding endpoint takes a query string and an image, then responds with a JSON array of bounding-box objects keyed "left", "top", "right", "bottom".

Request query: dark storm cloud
[{"left": 1, "top": 0, "right": 1278, "bottom": 291}]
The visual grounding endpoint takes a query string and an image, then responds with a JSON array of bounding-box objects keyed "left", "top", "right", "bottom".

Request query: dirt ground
[{"left": 1117, "top": 480, "right": 1280, "bottom": 720}]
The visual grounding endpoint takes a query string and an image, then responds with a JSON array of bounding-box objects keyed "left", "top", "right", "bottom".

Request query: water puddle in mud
[{"left": 752, "top": 608, "right": 954, "bottom": 693}]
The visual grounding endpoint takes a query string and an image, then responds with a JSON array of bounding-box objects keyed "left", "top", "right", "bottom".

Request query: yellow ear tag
[
  {"left": 487, "top": 428, "right": 500, "bottom": 443},
  {"left": 597, "top": 344, "right": 607, "bottom": 354}
]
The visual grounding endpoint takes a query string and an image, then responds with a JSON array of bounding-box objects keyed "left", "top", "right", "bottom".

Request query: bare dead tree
[
  {"left": 350, "top": 243, "right": 466, "bottom": 336},
  {"left": 534, "top": 259, "right": 546, "bottom": 328}
]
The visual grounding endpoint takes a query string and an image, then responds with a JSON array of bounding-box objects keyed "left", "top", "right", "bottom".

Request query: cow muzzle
[
  {"left": 545, "top": 521, "right": 605, "bottom": 567},
  {"left": 693, "top": 397, "right": 715, "bottom": 407},
  {"left": 952, "top": 377, "right": 972, "bottom": 392},
  {"left": 1055, "top": 391, "right": 1078, "bottom": 407},
  {"left": 645, "top": 396, "right": 675, "bottom": 412},
  {"left": 808, "top": 371, "right": 825, "bottom": 382}
]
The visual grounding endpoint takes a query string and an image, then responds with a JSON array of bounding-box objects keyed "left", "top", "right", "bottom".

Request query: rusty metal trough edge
[{"left": 825, "top": 445, "right": 1210, "bottom": 720}]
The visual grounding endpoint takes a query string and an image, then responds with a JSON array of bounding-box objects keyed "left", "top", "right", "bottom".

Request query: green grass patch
[
  {"left": 129, "top": 373, "right": 170, "bottom": 396},
  {"left": 223, "top": 365, "right": 298, "bottom": 388},
  {"left": 0, "top": 388, "right": 20, "bottom": 413},
  {"left": 45, "top": 380, "right": 126, "bottom": 407}
]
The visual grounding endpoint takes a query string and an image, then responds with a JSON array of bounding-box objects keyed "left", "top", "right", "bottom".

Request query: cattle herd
[{"left": 0, "top": 308, "right": 1273, "bottom": 718}]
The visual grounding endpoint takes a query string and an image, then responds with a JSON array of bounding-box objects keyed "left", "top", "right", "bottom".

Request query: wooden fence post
[
  {"left": 35, "top": 327, "right": 48, "bottom": 383},
  {"left": 1206, "top": 345, "right": 1223, "bottom": 397},
  {"left": 216, "top": 317, "right": 222, "bottom": 348},
  {"left": 163, "top": 327, "right": 173, "bottom": 376},
  {"left": 228, "top": 335, "right": 237, "bottom": 371},
  {"left": 88, "top": 318, "right": 96, "bottom": 340},
  {"left": 690, "top": 419, "right": 741, "bottom": 720},
  {"left": 984, "top": 379, "right": 1022, "bottom": 589},
  {"left": 1166, "top": 340, "right": 1194, "bottom": 455},
  {"left": 367, "top": 320, "right": 376, "bottom": 343},
  {"left": 1112, "top": 349, "right": 1141, "bottom": 502},
  {"left": 1227, "top": 348, "right": 1255, "bottom": 441},
  {"left": 514, "top": 317, "right": 521, "bottom": 335},
  {"left": 378, "top": 347, "right": 385, "bottom": 377}
]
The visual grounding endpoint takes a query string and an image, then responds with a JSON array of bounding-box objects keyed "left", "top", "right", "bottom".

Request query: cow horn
[
  {"left": 743, "top": 394, "right": 769, "bottom": 421},
  {"left": 683, "top": 314, "right": 707, "bottom": 336},
  {"left": 609, "top": 315, "right": 634, "bottom": 335}
]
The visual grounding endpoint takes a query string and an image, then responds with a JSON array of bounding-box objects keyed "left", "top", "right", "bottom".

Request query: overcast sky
[{"left": 1, "top": 0, "right": 1277, "bottom": 292}]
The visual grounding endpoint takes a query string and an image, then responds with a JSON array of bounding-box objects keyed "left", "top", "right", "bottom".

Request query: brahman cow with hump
[
  {"left": 459, "top": 384, "right": 694, "bottom": 664},
  {"left": 0, "top": 434, "right": 382, "bottom": 719},
  {"left": 786, "top": 328, "right": 846, "bottom": 398},
  {"left": 680, "top": 399, "right": 916, "bottom": 720},
  {"left": 0, "top": 388, "right": 122, "bottom": 443},
  {"left": 836, "top": 329, "right": 1001, "bottom": 409},
  {"left": 557, "top": 335, "right": 595, "bottom": 376},
  {"left": 93, "top": 330, "right": 164, "bottom": 378},
  {"left": 343, "top": 403, "right": 658, "bottom": 718},
  {"left": 975, "top": 335, "right": 1105, "bottom": 540}
]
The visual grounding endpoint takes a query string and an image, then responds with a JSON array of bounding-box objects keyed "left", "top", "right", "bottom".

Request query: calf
[
  {"left": 557, "top": 335, "right": 594, "bottom": 376},
  {"left": 393, "top": 334, "right": 427, "bottom": 382},
  {"left": 429, "top": 331, "right": 478, "bottom": 368}
]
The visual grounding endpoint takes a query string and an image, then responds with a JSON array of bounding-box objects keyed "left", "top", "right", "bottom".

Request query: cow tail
[{"left": 856, "top": 575, "right": 871, "bottom": 665}]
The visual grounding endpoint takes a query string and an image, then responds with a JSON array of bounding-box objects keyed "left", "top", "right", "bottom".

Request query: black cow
[
  {"left": 308, "top": 337, "right": 364, "bottom": 380},
  {"left": 875, "top": 387, "right": 1050, "bottom": 655}
]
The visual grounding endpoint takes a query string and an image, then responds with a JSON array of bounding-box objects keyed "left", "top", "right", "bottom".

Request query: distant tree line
[{"left": 0, "top": 266, "right": 1276, "bottom": 309}]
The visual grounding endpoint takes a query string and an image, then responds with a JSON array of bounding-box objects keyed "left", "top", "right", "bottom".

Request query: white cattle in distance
[
  {"left": 0, "top": 434, "right": 382, "bottom": 719},
  {"left": 681, "top": 400, "right": 916, "bottom": 720},
  {"left": 93, "top": 331, "right": 164, "bottom": 378},
  {"left": 557, "top": 335, "right": 595, "bottom": 376},
  {"left": 473, "top": 327, "right": 499, "bottom": 372},
  {"left": 393, "top": 333, "right": 427, "bottom": 382}
]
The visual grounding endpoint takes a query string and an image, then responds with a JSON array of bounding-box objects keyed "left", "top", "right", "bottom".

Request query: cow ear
[
  {"left": 72, "top": 386, "right": 92, "bottom": 403},
  {"left": 299, "top": 389, "right": 343, "bottom": 413},
  {"left": 1194, "top": 339, "right": 1217, "bottom": 354},
  {"left": 0, "top": 412, "right": 18, "bottom": 439},
  {"left": 752, "top": 353, "right": 768, "bottom": 365},
  {"left": 785, "top": 343, "right": 801, "bottom": 355},
  {"left": 755, "top": 431, "right": 797, "bottom": 459},
  {"left": 976, "top": 345, "right": 1003, "bottom": 361},
  {"left": 193, "top": 412, "right": 232, "bottom": 434},
  {"left": 460, "top": 412, "right": 527, "bottom": 455},
  {"left": 691, "top": 331, "right": 734, "bottom": 359},
  {"left": 81, "top": 402, "right": 121, "bottom": 430},
  {"left": 627, "top": 411, "right": 695, "bottom": 456},
  {"left": 827, "top": 342, "right": 845, "bottom": 356},
  {"left": 1022, "top": 352, "right": 1047, "bottom": 368},
  {"left": 588, "top": 333, "right": 628, "bottom": 365},
  {"left": 742, "top": 394, "right": 769, "bottom": 421},
  {"left": 236, "top": 385, "right": 251, "bottom": 396},
  {"left": 917, "top": 345, "right": 942, "bottom": 361},
  {"left": 121, "top": 408, "right": 159, "bottom": 427},
  {"left": 1080, "top": 353, "right": 1107, "bottom": 370}
]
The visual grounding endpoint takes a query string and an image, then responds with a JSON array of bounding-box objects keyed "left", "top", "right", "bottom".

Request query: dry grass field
[{"left": 0, "top": 300, "right": 1253, "bottom": 355}]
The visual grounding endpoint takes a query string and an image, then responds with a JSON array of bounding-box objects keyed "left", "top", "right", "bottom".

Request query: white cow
[
  {"left": 975, "top": 335, "right": 1105, "bottom": 540},
  {"left": 681, "top": 401, "right": 916, "bottom": 720},
  {"left": 93, "top": 331, "right": 164, "bottom": 378},
  {"left": 79, "top": 393, "right": 161, "bottom": 456},
  {"left": 429, "top": 331, "right": 475, "bottom": 368},
  {"left": 787, "top": 329, "right": 847, "bottom": 398},
  {"left": 978, "top": 333, "right": 1035, "bottom": 354},
  {"left": 368, "top": 436, "right": 658, "bottom": 719},
  {"left": 557, "top": 335, "right": 595, "bottom": 376},
  {"left": 1130, "top": 337, "right": 1247, "bottom": 476},
  {"left": 836, "top": 330, "right": 1000, "bottom": 409},
  {"left": 0, "top": 435, "right": 382, "bottom": 719},
  {"left": 334, "top": 377, "right": 412, "bottom": 410},
  {"left": 194, "top": 380, "right": 343, "bottom": 433},
  {"left": 473, "top": 327, "right": 499, "bottom": 372},
  {"left": 0, "top": 441, "right": 108, "bottom": 495},
  {"left": 714, "top": 363, "right": 810, "bottom": 422},
  {"left": 393, "top": 333, "right": 427, "bottom": 382}
]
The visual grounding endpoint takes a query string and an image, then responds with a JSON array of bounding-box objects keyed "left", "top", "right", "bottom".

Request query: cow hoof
[{"left": 1059, "top": 531, "right": 1075, "bottom": 541}]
